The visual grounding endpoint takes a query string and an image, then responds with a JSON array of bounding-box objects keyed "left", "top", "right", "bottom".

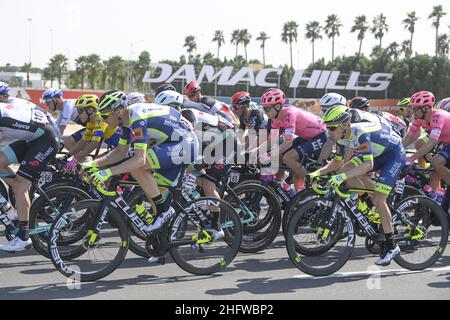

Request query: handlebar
[{"left": 77, "top": 164, "right": 117, "bottom": 197}]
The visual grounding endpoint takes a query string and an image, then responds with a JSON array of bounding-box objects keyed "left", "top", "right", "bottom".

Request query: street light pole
[
  {"left": 50, "top": 28, "right": 54, "bottom": 57},
  {"left": 26, "top": 18, "right": 32, "bottom": 64}
]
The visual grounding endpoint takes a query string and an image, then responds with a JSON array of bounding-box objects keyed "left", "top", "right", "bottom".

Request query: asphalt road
[{"left": 0, "top": 230, "right": 449, "bottom": 300}]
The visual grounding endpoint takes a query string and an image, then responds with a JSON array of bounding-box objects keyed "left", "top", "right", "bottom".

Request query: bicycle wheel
[
  {"left": 29, "top": 186, "right": 92, "bottom": 259},
  {"left": 285, "top": 197, "right": 354, "bottom": 276},
  {"left": 282, "top": 188, "right": 321, "bottom": 237},
  {"left": 225, "top": 183, "right": 281, "bottom": 253},
  {"left": 48, "top": 199, "right": 129, "bottom": 282},
  {"left": 169, "top": 197, "right": 242, "bottom": 275},
  {"left": 393, "top": 195, "right": 448, "bottom": 270}
]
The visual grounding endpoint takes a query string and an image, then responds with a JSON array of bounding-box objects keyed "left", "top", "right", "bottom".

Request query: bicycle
[
  {"left": 285, "top": 177, "right": 448, "bottom": 277},
  {"left": 48, "top": 166, "right": 243, "bottom": 282}
]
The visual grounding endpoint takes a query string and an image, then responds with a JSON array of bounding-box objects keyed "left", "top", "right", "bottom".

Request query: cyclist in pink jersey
[
  {"left": 257, "top": 88, "right": 330, "bottom": 191},
  {"left": 406, "top": 91, "right": 450, "bottom": 197}
]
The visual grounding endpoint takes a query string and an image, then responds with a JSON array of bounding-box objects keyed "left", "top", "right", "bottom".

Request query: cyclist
[
  {"left": 154, "top": 90, "right": 184, "bottom": 111},
  {"left": 318, "top": 92, "right": 347, "bottom": 110},
  {"left": 155, "top": 83, "right": 177, "bottom": 97},
  {"left": 256, "top": 88, "right": 329, "bottom": 192},
  {"left": 64, "top": 94, "right": 121, "bottom": 171},
  {"left": 0, "top": 99, "right": 58, "bottom": 251},
  {"left": 184, "top": 80, "right": 238, "bottom": 126},
  {"left": 308, "top": 105, "right": 405, "bottom": 266},
  {"left": 82, "top": 90, "right": 200, "bottom": 234},
  {"left": 0, "top": 82, "right": 61, "bottom": 141},
  {"left": 349, "top": 96, "right": 407, "bottom": 137},
  {"left": 41, "top": 88, "right": 78, "bottom": 135},
  {"left": 231, "top": 91, "right": 268, "bottom": 132},
  {"left": 405, "top": 91, "right": 450, "bottom": 200},
  {"left": 397, "top": 97, "right": 412, "bottom": 129}
]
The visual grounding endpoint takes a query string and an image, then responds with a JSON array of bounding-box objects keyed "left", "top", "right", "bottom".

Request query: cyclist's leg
[{"left": 431, "top": 145, "right": 450, "bottom": 185}]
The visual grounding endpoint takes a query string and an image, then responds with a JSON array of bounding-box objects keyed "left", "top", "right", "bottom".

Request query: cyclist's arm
[
  {"left": 69, "top": 138, "right": 88, "bottom": 156},
  {"left": 317, "top": 138, "right": 335, "bottom": 162},
  {"left": 73, "top": 141, "right": 101, "bottom": 162},
  {"left": 316, "top": 142, "right": 344, "bottom": 175},
  {"left": 59, "top": 124, "right": 67, "bottom": 135},
  {"left": 411, "top": 137, "right": 439, "bottom": 161},
  {"left": 342, "top": 134, "right": 375, "bottom": 179}
]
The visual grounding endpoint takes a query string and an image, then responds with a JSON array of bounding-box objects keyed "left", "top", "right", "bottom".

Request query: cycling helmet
[
  {"left": 127, "top": 92, "right": 146, "bottom": 105},
  {"left": 0, "top": 81, "right": 10, "bottom": 95},
  {"left": 349, "top": 97, "right": 370, "bottom": 110},
  {"left": 42, "top": 88, "right": 63, "bottom": 101},
  {"left": 435, "top": 98, "right": 450, "bottom": 112},
  {"left": 155, "top": 84, "right": 177, "bottom": 96},
  {"left": 397, "top": 97, "right": 411, "bottom": 107},
  {"left": 231, "top": 91, "right": 251, "bottom": 106},
  {"left": 75, "top": 94, "right": 99, "bottom": 109},
  {"left": 410, "top": 91, "right": 435, "bottom": 108},
  {"left": 154, "top": 90, "right": 184, "bottom": 107},
  {"left": 319, "top": 93, "right": 347, "bottom": 109},
  {"left": 98, "top": 90, "right": 127, "bottom": 115},
  {"left": 184, "top": 80, "right": 201, "bottom": 96},
  {"left": 260, "top": 88, "right": 286, "bottom": 107},
  {"left": 323, "top": 105, "right": 351, "bottom": 126}
]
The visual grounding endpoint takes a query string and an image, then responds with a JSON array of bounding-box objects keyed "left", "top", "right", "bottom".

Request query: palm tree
[
  {"left": 133, "top": 51, "right": 151, "bottom": 91},
  {"left": 324, "top": 14, "right": 342, "bottom": 63},
  {"left": 21, "top": 62, "right": 32, "bottom": 87},
  {"left": 401, "top": 40, "right": 412, "bottom": 58},
  {"left": 437, "top": 34, "right": 450, "bottom": 57},
  {"left": 106, "top": 56, "right": 126, "bottom": 89},
  {"left": 183, "top": 35, "right": 197, "bottom": 59},
  {"left": 371, "top": 14, "right": 389, "bottom": 48},
  {"left": 75, "top": 55, "right": 89, "bottom": 89},
  {"left": 85, "top": 54, "right": 102, "bottom": 90},
  {"left": 305, "top": 21, "right": 322, "bottom": 66},
  {"left": 386, "top": 42, "right": 400, "bottom": 60},
  {"left": 239, "top": 29, "right": 252, "bottom": 62},
  {"left": 402, "top": 11, "right": 419, "bottom": 53},
  {"left": 281, "top": 21, "right": 299, "bottom": 68},
  {"left": 49, "top": 54, "right": 68, "bottom": 88},
  {"left": 256, "top": 32, "right": 270, "bottom": 66},
  {"left": 351, "top": 15, "right": 369, "bottom": 57},
  {"left": 212, "top": 30, "right": 225, "bottom": 60},
  {"left": 231, "top": 29, "right": 241, "bottom": 58},
  {"left": 428, "top": 5, "right": 447, "bottom": 57}
]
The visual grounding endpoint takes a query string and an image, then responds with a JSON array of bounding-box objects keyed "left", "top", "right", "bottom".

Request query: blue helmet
[
  {"left": 0, "top": 81, "right": 9, "bottom": 95},
  {"left": 42, "top": 88, "right": 63, "bottom": 100}
]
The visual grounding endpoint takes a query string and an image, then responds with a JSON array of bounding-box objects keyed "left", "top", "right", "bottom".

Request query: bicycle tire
[
  {"left": 169, "top": 197, "right": 242, "bottom": 275},
  {"left": 48, "top": 199, "right": 129, "bottom": 282},
  {"left": 285, "top": 197, "right": 354, "bottom": 276},
  {"left": 393, "top": 195, "right": 449, "bottom": 270}
]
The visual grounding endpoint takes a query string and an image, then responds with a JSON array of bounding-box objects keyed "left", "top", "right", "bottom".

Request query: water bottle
[{"left": 0, "top": 194, "right": 17, "bottom": 221}]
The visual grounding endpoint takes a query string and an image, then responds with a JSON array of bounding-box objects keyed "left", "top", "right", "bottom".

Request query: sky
[{"left": 2, "top": 0, "right": 450, "bottom": 70}]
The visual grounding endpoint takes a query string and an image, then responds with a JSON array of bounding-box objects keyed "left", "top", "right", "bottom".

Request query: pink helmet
[
  {"left": 260, "top": 88, "right": 286, "bottom": 107},
  {"left": 410, "top": 91, "right": 435, "bottom": 108}
]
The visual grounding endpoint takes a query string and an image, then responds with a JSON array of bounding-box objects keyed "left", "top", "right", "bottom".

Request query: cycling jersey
[
  {"left": 56, "top": 99, "right": 78, "bottom": 127},
  {"left": 336, "top": 121, "right": 405, "bottom": 194},
  {"left": 119, "top": 103, "right": 199, "bottom": 186},
  {"left": 373, "top": 111, "right": 407, "bottom": 137},
  {"left": 349, "top": 109, "right": 406, "bottom": 137},
  {"left": 0, "top": 101, "right": 49, "bottom": 142},
  {"left": 199, "top": 96, "right": 239, "bottom": 126},
  {"left": 7, "top": 97, "right": 61, "bottom": 140},
  {"left": 406, "top": 109, "right": 450, "bottom": 144},
  {"left": 271, "top": 106, "right": 326, "bottom": 140},
  {"left": 81, "top": 114, "right": 121, "bottom": 147},
  {"left": 239, "top": 103, "right": 269, "bottom": 132}
]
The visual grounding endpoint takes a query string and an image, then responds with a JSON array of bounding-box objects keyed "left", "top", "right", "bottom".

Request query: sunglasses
[
  {"left": 326, "top": 125, "right": 341, "bottom": 132},
  {"left": 100, "top": 114, "right": 110, "bottom": 120},
  {"left": 262, "top": 106, "right": 273, "bottom": 112}
]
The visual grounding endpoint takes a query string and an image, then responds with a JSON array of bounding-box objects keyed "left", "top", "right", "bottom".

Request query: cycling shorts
[
  {"left": 290, "top": 131, "right": 328, "bottom": 165},
  {"left": 146, "top": 133, "right": 199, "bottom": 187},
  {"left": 438, "top": 144, "right": 450, "bottom": 169},
  {"left": 2, "top": 127, "right": 58, "bottom": 182},
  {"left": 352, "top": 144, "right": 406, "bottom": 195}
]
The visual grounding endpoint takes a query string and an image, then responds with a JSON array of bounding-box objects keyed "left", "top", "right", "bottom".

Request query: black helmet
[
  {"left": 349, "top": 97, "right": 370, "bottom": 110},
  {"left": 155, "top": 84, "right": 177, "bottom": 96}
]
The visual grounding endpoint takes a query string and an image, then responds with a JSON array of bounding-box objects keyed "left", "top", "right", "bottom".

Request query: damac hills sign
[{"left": 143, "top": 63, "right": 393, "bottom": 92}]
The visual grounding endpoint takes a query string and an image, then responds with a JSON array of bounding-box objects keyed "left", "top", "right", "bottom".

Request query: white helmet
[
  {"left": 127, "top": 92, "right": 146, "bottom": 105},
  {"left": 155, "top": 90, "right": 184, "bottom": 107},
  {"left": 319, "top": 93, "right": 347, "bottom": 109}
]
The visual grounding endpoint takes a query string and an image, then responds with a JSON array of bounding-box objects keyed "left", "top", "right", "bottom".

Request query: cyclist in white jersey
[
  {"left": 41, "top": 88, "right": 78, "bottom": 135},
  {"left": 0, "top": 82, "right": 61, "bottom": 141},
  {"left": 0, "top": 99, "right": 58, "bottom": 251}
]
